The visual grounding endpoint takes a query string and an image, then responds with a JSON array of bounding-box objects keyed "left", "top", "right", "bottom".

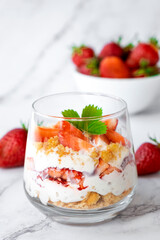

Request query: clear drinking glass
[{"left": 24, "top": 92, "right": 137, "bottom": 224}]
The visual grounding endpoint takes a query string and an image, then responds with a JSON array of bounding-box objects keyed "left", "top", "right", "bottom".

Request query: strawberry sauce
[{"left": 38, "top": 167, "right": 87, "bottom": 190}]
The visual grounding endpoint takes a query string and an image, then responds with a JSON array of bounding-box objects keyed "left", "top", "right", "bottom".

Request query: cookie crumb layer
[{"left": 48, "top": 188, "right": 132, "bottom": 210}]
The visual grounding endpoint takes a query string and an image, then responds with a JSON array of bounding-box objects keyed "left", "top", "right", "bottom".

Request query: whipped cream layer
[
  {"left": 25, "top": 140, "right": 130, "bottom": 174},
  {"left": 26, "top": 141, "right": 98, "bottom": 174},
  {"left": 24, "top": 163, "right": 137, "bottom": 204}
]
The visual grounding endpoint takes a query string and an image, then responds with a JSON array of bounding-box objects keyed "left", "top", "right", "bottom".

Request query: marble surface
[{"left": 0, "top": 0, "right": 160, "bottom": 239}]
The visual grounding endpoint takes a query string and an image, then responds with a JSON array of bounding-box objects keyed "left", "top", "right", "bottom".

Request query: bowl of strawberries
[{"left": 72, "top": 38, "right": 160, "bottom": 114}]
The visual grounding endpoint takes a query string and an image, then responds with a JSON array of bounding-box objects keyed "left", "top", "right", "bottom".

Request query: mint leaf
[
  {"left": 62, "top": 109, "right": 80, "bottom": 128},
  {"left": 61, "top": 105, "right": 107, "bottom": 135},
  {"left": 82, "top": 104, "right": 102, "bottom": 118},
  {"left": 87, "top": 121, "right": 107, "bottom": 135},
  {"left": 62, "top": 109, "right": 80, "bottom": 118}
]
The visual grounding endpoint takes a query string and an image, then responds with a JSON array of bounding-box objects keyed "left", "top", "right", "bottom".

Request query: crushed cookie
[
  {"left": 90, "top": 150, "right": 98, "bottom": 159},
  {"left": 100, "top": 143, "right": 124, "bottom": 163},
  {"left": 48, "top": 188, "right": 132, "bottom": 210},
  {"left": 58, "top": 158, "right": 62, "bottom": 164},
  {"left": 56, "top": 144, "right": 70, "bottom": 157},
  {"left": 90, "top": 150, "right": 99, "bottom": 166},
  {"left": 85, "top": 192, "right": 100, "bottom": 206}
]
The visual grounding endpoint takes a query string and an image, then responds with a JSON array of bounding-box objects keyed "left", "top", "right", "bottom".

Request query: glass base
[{"left": 24, "top": 187, "right": 135, "bottom": 224}]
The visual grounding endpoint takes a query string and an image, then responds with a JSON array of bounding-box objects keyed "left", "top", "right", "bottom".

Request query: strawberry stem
[
  {"left": 149, "top": 136, "right": 160, "bottom": 147},
  {"left": 21, "top": 121, "right": 28, "bottom": 131},
  {"left": 117, "top": 36, "right": 122, "bottom": 45}
]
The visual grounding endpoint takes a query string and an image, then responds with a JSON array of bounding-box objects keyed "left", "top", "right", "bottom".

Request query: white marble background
[{"left": 0, "top": 0, "right": 160, "bottom": 239}]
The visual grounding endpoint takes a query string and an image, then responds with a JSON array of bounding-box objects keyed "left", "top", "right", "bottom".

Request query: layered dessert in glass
[{"left": 24, "top": 93, "right": 137, "bottom": 222}]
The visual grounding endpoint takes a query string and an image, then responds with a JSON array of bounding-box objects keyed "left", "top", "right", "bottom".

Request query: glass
[{"left": 24, "top": 92, "right": 137, "bottom": 224}]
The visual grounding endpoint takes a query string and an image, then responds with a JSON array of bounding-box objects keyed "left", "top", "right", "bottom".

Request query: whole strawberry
[
  {"left": 99, "top": 42, "right": 123, "bottom": 59},
  {"left": 78, "top": 57, "right": 99, "bottom": 76},
  {"left": 126, "top": 42, "right": 159, "bottom": 68},
  {"left": 0, "top": 126, "right": 27, "bottom": 168},
  {"left": 72, "top": 45, "right": 94, "bottom": 67},
  {"left": 100, "top": 56, "right": 130, "bottom": 78},
  {"left": 135, "top": 137, "right": 160, "bottom": 175}
]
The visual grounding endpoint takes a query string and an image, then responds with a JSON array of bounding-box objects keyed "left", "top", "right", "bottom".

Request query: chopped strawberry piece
[
  {"left": 34, "top": 121, "right": 88, "bottom": 142},
  {"left": 48, "top": 168, "right": 65, "bottom": 179},
  {"left": 56, "top": 121, "right": 88, "bottom": 141},
  {"left": 58, "top": 131, "right": 93, "bottom": 151},
  {"left": 95, "top": 158, "right": 109, "bottom": 175},
  {"left": 100, "top": 165, "right": 121, "bottom": 177},
  {"left": 106, "top": 130, "right": 131, "bottom": 147},
  {"left": 34, "top": 126, "right": 59, "bottom": 142},
  {"left": 92, "top": 135, "right": 110, "bottom": 145},
  {"left": 96, "top": 158, "right": 121, "bottom": 178},
  {"left": 47, "top": 167, "right": 87, "bottom": 190},
  {"left": 103, "top": 118, "right": 118, "bottom": 131}
]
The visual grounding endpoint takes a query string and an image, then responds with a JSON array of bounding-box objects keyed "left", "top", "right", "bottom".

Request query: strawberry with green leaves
[
  {"left": 126, "top": 39, "right": 159, "bottom": 68},
  {"left": 72, "top": 45, "right": 94, "bottom": 67},
  {"left": 99, "top": 37, "right": 123, "bottom": 59},
  {"left": 0, "top": 124, "right": 27, "bottom": 168},
  {"left": 135, "top": 137, "right": 160, "bottom": 175},
  {"left": 77, "top": 58, "right": 100, "bottom": 76},
  {"left": 131, "top": 59, "right": 159, "bottom": 78}
]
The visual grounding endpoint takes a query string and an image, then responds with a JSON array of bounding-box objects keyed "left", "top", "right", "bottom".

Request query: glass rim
[{"left": 32, "top": 92, "right": 127, "bottom": 120}]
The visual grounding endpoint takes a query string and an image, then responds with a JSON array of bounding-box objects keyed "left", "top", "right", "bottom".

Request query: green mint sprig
[{"left": 62, "top": 104, "right": 107, "bottom": 135}]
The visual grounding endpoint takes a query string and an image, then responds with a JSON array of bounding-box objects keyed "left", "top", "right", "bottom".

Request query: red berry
[
  {"left": 135, "top": 139, "right": 160, "bottom": 175},
  {"left": 72, "top": 45, "right": 94, "bottom": 67},
  {"left": 100, "top": 56, "right": 130, "bottom": 78},
  {"left": 99, "top": 42, "right": 123, "bottom": 59},
  {"left": 126, "top": 43, "right": 159, "bottom": 68},
  {"left": 78, "top": 58, "right": 99, "bottom": 76},
  {"left": 0, "top": 128, "right": 27, "bottom": 168}
]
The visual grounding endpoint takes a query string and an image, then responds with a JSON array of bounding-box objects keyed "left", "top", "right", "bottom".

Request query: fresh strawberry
[
  {"left": 92, "top": 134, "right": 110, "bottom": 146},
  {"left": 95, "top": 158, "right": 109, "bottom": 175},
  {"left": 47, "top": 167, "right": 87, "bottom": 190},
  {"left": 135, "top": 137, "right": 160, "bottom": 175},
  {"left": 34, "top": 126, "right": 59, "bottom": 142},
  {"left": 78, "top": 58, "right": 99, "bottom": 76},
  {"left": 122, "top": 43, "right": 134, "bottom": 60},
  {"left": 126, "top": 43, "right": 159, "bottom": 68},
  {"left": 149, "top": 37, "right": 160, "bottom": 50},
  {"left": 100, "top": 56, "right": 130, "bottom": 78},
  {"left": 58, "top": 131, "right": 93, "bottom": 151},
  {"left": 103, "top": 118, "right": 118, "bottom": 131},
  {"left": 56, "top": 121, "right": 88, "bottom": 141},
  {"left": 72, "top": 45, "right": 94, "bottom": 67},
  {"left": 96, "top": 158, "right": 121, "bottom": 178},
  {"left": 101, "top": 165, "right": 121, "bottom": 177},
  {"left": 0, "top": 128, "right": 27, "bottom": 168},
  {"left": 99, "top": 42, "right": 123, "bottom": 59},
  {"left": 34, "top": 121, "right": 88, "bottom": 142},
  {"left": 106, "top": 130, "right": 131, "bottom": 147},
  {"left": 132, "top": 65, "right": 159, "bottom": 78}
]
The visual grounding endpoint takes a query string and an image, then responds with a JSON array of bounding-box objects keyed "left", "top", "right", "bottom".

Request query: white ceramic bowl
[{"left": 73, "top": 70, "right": 160, "bottom": 114}]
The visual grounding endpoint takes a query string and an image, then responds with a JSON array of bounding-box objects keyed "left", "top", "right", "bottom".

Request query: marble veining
[{"left": 0, "top": 0, "right": 160, "bottom": 239}]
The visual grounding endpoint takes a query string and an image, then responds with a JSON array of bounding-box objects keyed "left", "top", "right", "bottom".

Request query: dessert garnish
[{"left": 62, "top": 104, "right": 107, "bottom": 135}]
